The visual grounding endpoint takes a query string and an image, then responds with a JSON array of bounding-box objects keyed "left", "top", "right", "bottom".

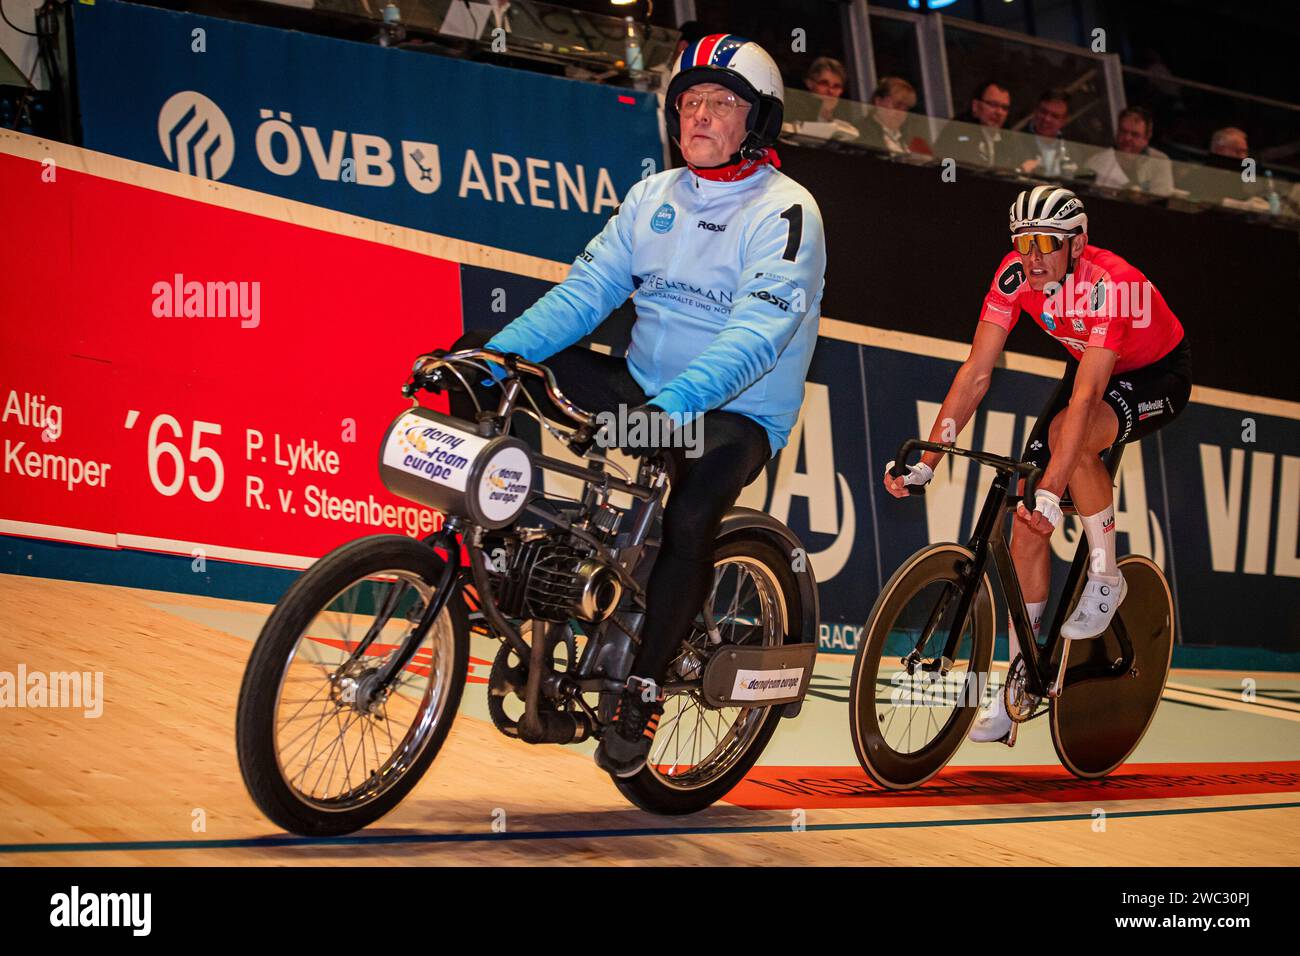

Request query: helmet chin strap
[
  {"left": 738, "top": 134, "right": 769, "bottom": 161},
  {"left": 1064, "top": 233, "right": 1085, "bottom": 279}
]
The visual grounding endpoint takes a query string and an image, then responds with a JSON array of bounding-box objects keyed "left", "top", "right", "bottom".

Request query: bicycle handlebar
[{"left": 890, "top": 438, "right": 1044, "bottom": 502}]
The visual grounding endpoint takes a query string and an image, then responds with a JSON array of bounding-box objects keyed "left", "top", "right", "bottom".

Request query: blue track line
[{"left": 3, "top": 800, "right": 1299, "bottom": 856}]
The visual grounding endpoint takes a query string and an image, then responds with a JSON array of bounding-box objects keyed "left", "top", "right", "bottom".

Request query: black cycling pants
[
  {"left": 1021, "top": 338, "right": 1192, "bottom": 475},
  {"left": 447, "top": 330, "right": 770, "bottom": 683}
]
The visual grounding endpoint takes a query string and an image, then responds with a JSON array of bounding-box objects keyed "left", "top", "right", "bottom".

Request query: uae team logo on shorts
[
  {"left": 1138, "top": 399, "right": 1165, "bottom": 420},
  {"left": 651, "top": 202, "right": 677, "bottom": 233}
]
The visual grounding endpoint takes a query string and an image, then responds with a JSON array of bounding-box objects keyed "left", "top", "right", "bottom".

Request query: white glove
[
  {"left": 1027, "top": 488, "right": 1063, "bottom": 529},
  {"left": 887, "top": 460, "right": 934, "bottom": 489}
]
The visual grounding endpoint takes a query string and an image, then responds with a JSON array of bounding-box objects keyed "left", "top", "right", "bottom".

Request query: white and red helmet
[{"left": 665, "top": 34, "right": 785, "bottom": 158}]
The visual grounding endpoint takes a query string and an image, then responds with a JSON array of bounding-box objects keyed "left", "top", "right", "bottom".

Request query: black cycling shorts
[{"left": 1021, "top": 338, "right": 1191, "bottom": 473}]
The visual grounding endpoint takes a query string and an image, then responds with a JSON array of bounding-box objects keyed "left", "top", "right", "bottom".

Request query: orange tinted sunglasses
[{"left": 1013, "top": 233, "right": 1070, "bottom": 255}]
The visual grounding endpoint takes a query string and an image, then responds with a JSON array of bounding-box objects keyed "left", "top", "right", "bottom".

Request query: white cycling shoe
[
  {"left": 968, "top": 684, "right": 1017, "bottom": 747},
  {"left": 1060, "top": 573, "right": 1128, "bottom": 640}
]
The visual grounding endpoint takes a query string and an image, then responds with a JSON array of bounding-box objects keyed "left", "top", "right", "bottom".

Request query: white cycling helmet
[
  {"left": 665, "top": 34, "right": 784, "bottom": 159},
  {"left": 1010, "top": 185, "right": 1088, "bottom": 234}
]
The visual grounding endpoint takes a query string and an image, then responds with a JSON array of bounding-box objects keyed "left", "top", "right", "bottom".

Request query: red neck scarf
[{"left": 687, "top": 147, "right": 781, "bottom": 182}]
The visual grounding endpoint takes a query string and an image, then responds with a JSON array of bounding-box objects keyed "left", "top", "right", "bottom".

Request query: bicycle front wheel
[{"left": 849, "top": 543, "right": 995, "bottom": 790}]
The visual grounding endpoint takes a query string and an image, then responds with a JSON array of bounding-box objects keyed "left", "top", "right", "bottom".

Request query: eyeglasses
[
  {"left": 1012, "top": 233, "right": 1070, "bottom": 255},
  {"left": 676, "top": 90, "right": 750, "bottom": 119},
  {"left": 978, "top": 98, "right": 1010, "bottom": 113}
]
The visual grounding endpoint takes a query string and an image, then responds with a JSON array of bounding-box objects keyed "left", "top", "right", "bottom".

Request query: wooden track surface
[{"left": 2, "top": 574, "right": 1298, "bottom": 866}]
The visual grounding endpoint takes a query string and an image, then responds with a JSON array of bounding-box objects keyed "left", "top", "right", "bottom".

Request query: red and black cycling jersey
[{"left": 979, "top": 244, "right": 1184, "bottom": 373}]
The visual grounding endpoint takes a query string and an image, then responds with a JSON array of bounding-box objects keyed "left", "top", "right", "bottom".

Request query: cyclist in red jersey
[{"left": 883, "top": 185, "right": 1191, "bottom": 745}]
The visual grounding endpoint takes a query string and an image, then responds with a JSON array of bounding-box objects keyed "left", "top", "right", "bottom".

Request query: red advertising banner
[{"left": 1, "top": 151, "right": 463, "bottom": 566}]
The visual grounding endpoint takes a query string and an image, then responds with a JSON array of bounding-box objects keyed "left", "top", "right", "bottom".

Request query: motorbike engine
[{"left": 493, "top": 529, "right": 623, "bottom": 624}]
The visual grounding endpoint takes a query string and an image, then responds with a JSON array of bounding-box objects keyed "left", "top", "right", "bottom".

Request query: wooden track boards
[{"left": 2, "top": 574, "right": 1298, "bottom": 866}]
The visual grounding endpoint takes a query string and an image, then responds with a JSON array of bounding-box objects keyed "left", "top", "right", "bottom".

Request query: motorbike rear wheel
[{"left": 614, "top": 534, "right": 806, "bottom": 815}]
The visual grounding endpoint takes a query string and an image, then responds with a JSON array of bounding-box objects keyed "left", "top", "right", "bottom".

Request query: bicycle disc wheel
[
  {"left": 849, "top": 543, "right": 995, "bottom": 790},
  {"left": 1050, "top": 554, "right": 1174, "bottom": 779}
]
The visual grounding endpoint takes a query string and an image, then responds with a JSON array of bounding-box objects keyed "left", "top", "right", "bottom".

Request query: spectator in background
[
  {"left": 804, "top": 57, "right": 849, "bottom": 122},
  {"left": 859, "top": 76, "right": 932, "bottom": 157},
  {"left": 1019, "top": 88, "right": 1078, "bottom": 178},
  {"left": 933, "top": 80, "right": 1028, "bottom": 169},
  {"left": 1085, "top": 106, "right": 1174, "bottom": 197},
  {"left": 1210, "top": 126, "right": 1249, "bottom": 160},
  {"left": 1183, "top": 126, "right": 1256, "bottom": 204}
]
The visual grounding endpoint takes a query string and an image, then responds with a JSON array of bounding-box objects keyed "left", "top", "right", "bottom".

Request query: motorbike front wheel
[{"left": 236, "top": 534, "right": 468, "bottom": 836}]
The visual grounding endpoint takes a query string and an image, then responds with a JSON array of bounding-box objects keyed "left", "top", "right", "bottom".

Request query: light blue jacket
[{"left": 486, "top": 163, "right": 826, "bottom": 454}]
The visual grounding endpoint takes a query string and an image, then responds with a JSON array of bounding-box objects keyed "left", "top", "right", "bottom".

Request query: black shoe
[{"left": 594, "top": 677, "right": 664, "bottom": 778}]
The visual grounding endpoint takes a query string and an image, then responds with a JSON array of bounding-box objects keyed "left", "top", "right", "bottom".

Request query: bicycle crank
[{"left": 1004, "top": 655, "right": 1042, "bottom": 723}]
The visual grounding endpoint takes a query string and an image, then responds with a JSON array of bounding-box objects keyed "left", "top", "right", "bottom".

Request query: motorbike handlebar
[{"left": 406, "top": 348, "right": 598, "bottom": 430}]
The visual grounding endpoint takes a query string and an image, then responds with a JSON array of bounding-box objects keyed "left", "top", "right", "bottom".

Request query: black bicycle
[
  {"left": 848, "top": 438, "right": 1174, "bottom": 789},
  {"left": 236, "top": 348, "right": 819, "bottom": 835}
]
